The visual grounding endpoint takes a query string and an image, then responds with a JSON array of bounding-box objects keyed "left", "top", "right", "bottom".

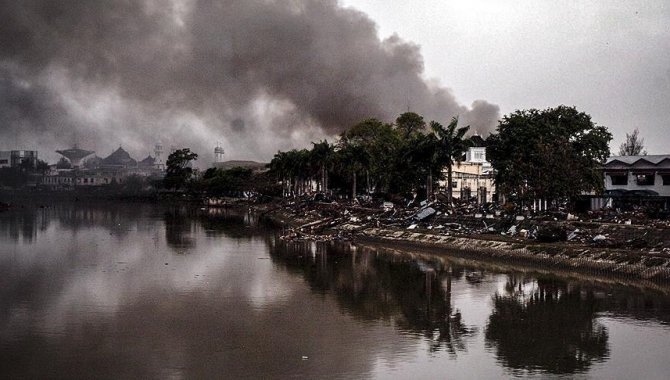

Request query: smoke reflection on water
[{"left": 0, "top": 202, "right": 669, "bottom": 378}]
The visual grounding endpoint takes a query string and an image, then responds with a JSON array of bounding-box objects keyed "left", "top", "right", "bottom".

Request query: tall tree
[
  {"left": 310, "top": 140, "right": 334, "bottom": 192},
  {"left": 340, "top": 119, "right": 398, "bottom": 194},
  {"left": 431, "top": 117, "right": 471, "bottom": 205},
  {"left": 487, "top": 106, "right": 612, "bottom": 205},
  {"left": 618, "top": 128, "right": 647, "bottom": 156},
  {"left": 396, "top": 112, "right": 426, "bottom": 139},
  {"left": 164, "top": 148, "right": 198, "bottom": 190},
  {"left": 336, "top": 140, "right": 368, "bottom": 203}
]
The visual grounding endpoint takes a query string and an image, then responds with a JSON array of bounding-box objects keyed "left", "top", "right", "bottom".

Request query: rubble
[{"left": 247, "top": 192, "right": 670, "bottom": 252}]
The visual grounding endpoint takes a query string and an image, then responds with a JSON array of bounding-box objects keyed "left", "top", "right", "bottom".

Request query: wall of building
[
  {"left": 0, "top": 151, "right": 10, "bottom": 168},
  {"left": 605, "top": 172, "right": 670, "bottom": 196},
  {"left": 0, "top": 150, "right": 38, "bottom": 168},
  {"left": 438, "top": 160, "right": 496, "bottom": 203}
]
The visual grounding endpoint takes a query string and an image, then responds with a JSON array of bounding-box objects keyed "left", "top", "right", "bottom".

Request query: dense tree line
[
  {"left": 269, "top": 112, "right": 471, "bottom": 203},
  {"left": 167, "top": 105, "right": 612, "bottom": 209}
]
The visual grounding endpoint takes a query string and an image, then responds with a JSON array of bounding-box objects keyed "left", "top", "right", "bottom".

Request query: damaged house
[{"left": 600, "top": 155, "right": 670, "bottom": 209}]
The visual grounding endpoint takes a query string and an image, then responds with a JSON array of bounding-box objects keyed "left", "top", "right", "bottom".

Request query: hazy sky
[
  {"left": 343, "top": 0, "right": 670, "bottom": 154},
  {"left": 0, "top": 1, "right": 668, "bottom": 164}
]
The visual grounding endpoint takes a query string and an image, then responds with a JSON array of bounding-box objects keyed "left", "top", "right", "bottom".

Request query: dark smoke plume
[{"left": 0, "top": 0, "right": 498, "bottom": 163}]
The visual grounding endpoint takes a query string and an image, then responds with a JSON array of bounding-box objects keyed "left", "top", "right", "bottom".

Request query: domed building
[{"left": 101, "top": 147, "right": 138, "bottom": 169}]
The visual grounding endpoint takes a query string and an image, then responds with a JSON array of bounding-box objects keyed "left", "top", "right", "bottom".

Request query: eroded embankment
[{"left": 355, "top": 228, "right": 670, "bottom": 283}]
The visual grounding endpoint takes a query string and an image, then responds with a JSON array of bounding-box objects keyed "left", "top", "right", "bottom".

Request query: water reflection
[
  {"left": 0, "top": 208, "right": 43, "bottom": 243},
  {"left": 164, "top": 207, "right": 196, "bottom": 250},
  {"left": 1, "top": 203, "right": 670, "bottom": 378},
  {"left": 485, "top": 276, "right": 609, "bottom": 374},
  {"left": 270, "top": 241, "right": 477, "bottom": 355}
]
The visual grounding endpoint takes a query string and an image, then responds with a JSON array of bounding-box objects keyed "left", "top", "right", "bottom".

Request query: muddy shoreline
[{"left": 252, "top": 203, "right": 670, "bottom": 284}]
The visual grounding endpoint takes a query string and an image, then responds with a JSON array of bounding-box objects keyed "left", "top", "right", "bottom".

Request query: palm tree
[
  {"left": 336, "top": 142, "right": 367, "bottom": 203},
  {"left": 310, "top": 140, "right": 334, "bottom": 192},
  {"left": 431, "top": 117, "right": 470, "bottom": 206}
]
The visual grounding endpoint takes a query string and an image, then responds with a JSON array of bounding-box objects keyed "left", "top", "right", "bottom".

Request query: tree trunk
[
  {"left": 366, "top": 170, "right": 370, "bottom": 195},
  {"left": 447, "top": 165, "right": 453, "bottom": 207},
  {"left": 352, "top": 171, "right": 357, "bottom": 203},
  {"left": 321, "top": 164, "right": 326, "bottom": 192},
  {"left": 427, "top": 168, "right": 433, "bottom": 201}
]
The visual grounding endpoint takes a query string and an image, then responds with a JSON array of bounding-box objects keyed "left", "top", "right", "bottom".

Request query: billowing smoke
[{"left": 0, "top": 0, "right": 498, "bottom": 163}]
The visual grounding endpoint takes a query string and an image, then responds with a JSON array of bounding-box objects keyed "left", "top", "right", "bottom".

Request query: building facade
[
  {"left": 0, "top": 150, "right": 38, "bottom": 168},
  {"left": 42, "top": 145, "right": 164, "bottom": 190},
  {"left": 604, "top": 155, "right": 670, "bottom": 197},
  {"left": 439, "top": 146, "right": 496, "bottom": 203}
]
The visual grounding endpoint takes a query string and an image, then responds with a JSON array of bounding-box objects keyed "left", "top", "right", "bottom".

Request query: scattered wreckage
[{"left": 249, "top": 193, "right": 670, "bottom": 252}]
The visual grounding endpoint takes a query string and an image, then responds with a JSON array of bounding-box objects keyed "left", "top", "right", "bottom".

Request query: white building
[
  {"left": 439, "top": 146, "right": 496, "bottom": 203},
  {"left": 604, "top": 155, "right": 670, "bottom": 196}
]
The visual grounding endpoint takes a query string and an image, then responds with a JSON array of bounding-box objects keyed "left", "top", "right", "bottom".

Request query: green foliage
[
  {"left": 202, "top": 167, "right": 253, "bottom": 195},
  {"left": 431, "top": 117, "right": 471, "bottom": 202},
  {"left": 268, "top": 112, "right": 471, "bottom": 200},
  {"left": 396, "top": 112, "right": 425, "bottom": 138},
  {"left": 164, "top": 148, "right": 198, "bottom": 190},
  {"left": 487, "top": 105, "right": 612, "bottom": 201}
]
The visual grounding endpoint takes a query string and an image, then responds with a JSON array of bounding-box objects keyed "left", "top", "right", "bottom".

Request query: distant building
[
  {"left": 0, "top": 150, "right": 39, "bottom": 168},
  {"left": 42, "top": 145, "right": 164, "bottom": 190},
  {"left": 439, "top": 144, "right": 496, "bottom": 203},
  {"left": 56, "top": 146, "right": 93, "bottom": 168},
  {"left": 0, "top": 151, "right": 10, "bottom": 168},
  {"left": 604, "top": 155, "right": 670, "bottom": 197},
  {"left": 214, "top": 143, "right": 225, "bottom": 164},
  {"left": 101, "top": 147, "right": 138, "bottom": 169},
  {"left": 139, "top": 155, "right": 156, "bottom": 168},
  {"left": 154, "top": 142, "right": 165, "bottom": 170},
  {"left": 212, "top": 160, "right": 267, "bottom": 172}
]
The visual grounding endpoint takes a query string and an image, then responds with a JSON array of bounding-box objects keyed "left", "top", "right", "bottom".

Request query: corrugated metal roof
[{"left": 606, "top": 155, "right": 670, "bottom": 166}]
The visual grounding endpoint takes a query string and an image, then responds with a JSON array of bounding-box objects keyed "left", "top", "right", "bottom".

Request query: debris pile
[{"left": 247, "top": 193, "right": 670, "bottom": 251}]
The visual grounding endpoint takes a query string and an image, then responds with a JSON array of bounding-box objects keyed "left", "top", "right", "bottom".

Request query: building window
[
  {"left": 636, "top": 174, "right": 655, "bottom": 186},
  {"left": 662, "top": 175, "right": 670, "bottom": 186},
  {"left": 610, "top": 174, "right": 627, "bottom": 186}
]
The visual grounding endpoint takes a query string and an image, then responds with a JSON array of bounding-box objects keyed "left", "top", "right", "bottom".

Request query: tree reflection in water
[
  {"left": 270, "top": 241, "right": 476, "bottom": 355},
  {"left": 163, "top": 207, "right": 196, "bottom": 250},
  {"left": 485, "top": 276, "right": 609, "bottom": 374}
]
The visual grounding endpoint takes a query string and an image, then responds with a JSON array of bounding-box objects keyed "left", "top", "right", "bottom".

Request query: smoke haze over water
[{"left": 0, "top": 0, "right": 498, "bottom": 164}]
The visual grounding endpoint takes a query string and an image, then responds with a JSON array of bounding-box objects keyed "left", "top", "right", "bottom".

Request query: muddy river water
[{"left": 1, "top": 201, "right": 670, "bottom": 379}]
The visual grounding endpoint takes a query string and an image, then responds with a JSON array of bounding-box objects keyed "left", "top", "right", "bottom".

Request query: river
[{"left": 1, "top": 201, "right": 669, "bottom": 379}]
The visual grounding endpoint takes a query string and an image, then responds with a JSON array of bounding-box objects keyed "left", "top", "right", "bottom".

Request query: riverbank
[
  {"left": 251, "top": 198, "right": 670, "bottom": 283},
  {"left": 4, "top": 189, "right": 669, "bottom": 283}
]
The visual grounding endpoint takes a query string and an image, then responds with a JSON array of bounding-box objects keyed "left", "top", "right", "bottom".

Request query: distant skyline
[{"left": 0, "top": 1, "right": 668, "bottom": 165}]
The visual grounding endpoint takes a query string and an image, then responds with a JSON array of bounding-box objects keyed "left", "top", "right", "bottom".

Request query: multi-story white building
[
  {"left": 604, "top": 155, "right": 670, "bottom": 196},
  {"left": 439, "top": 146, "right": 496, "bottom": 203}
]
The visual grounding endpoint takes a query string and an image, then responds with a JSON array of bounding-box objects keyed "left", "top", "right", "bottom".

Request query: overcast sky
[
  {"left": 343, "top": 0, "right": 670, "bottom": 154},
  {"left": 0, "top": 1, "right": 668, "bottom": 164}
]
